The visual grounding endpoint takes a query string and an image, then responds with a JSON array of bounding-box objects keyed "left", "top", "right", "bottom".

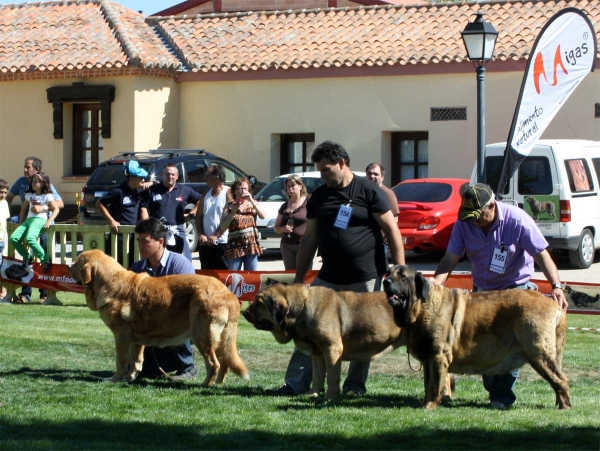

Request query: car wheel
[
  {"left": 185, "top": 219, "right": 199, "bottom": 252},
  {"left": 568, "top": 228, "right": 595, "bottom": 269}
]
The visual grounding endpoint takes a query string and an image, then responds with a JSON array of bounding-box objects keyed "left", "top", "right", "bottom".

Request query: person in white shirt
[
  {"left": 195, "top": 164, "right": 233, "bottom": 269},
  {"left": 0, "top": 179, "right": 10, "bottom": 300}
]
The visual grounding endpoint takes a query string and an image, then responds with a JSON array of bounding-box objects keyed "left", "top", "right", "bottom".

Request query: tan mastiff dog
[
  {"left": 383, "top": 265, "right": 571, "bottom": 410},
  {"left": 242, "top": 283, "right": 405, "bottom": 401},
  {"left": 70, "top": 250, "right": 249, "bottom": 387}
]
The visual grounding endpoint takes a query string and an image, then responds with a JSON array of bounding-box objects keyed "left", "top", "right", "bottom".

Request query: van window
[
  {"left": 518, "top": 157, "right": 553, "bottom": 195},
  {"left": 565, "top": 159, "right": 593, "bottom": 193},
  {"left": 484, "top": 156, "right": 509, "bottom": 194},
  {"left": 592, "top": 158, "right": 600, "bottom": 183}
]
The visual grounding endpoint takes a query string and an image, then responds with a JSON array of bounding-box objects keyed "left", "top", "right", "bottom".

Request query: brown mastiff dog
[
  {"left": 69, "top": 250, "right": 249, "bottom": 386},
  {"left": 383, "top": 265, "right": 571, "bottom": 410},
  {"left": 242, "top": 283, "right": 405, "bottom": 400}
]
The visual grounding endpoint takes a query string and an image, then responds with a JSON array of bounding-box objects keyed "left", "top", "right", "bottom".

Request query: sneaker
[
  {"left": 490, "top": 401, "right": 509, "bottom": 410},
  {"left": 21, "top": 258, "right": 32, "bottom": 270},
  {"left": 14, "top": 295, "right": 29, "bottom": 304},
  {"left": 266, "top": 383, "right": 298, "bottom": 396},
  {"left": 42, "top": 261, "right": 52, "bottom": 273},
  {"left": 170, "top": 366, "right": 198, "bottom": 381}
]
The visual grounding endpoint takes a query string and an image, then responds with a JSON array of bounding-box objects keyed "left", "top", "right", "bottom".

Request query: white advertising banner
[{"left": 496, "top": 7, "right": 597, "bottom": 194}]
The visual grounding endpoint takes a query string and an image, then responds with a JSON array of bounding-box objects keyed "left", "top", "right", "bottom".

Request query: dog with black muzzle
[
  {"left": 383, "top": 264, "right": 571, "bottom": 410},
  {"left": 243, "top": 283, "right": 405, "bottom": 400}
]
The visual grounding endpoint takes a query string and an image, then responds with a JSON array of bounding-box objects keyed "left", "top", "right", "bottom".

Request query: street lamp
[{"left": 461, "top": 11, "right": 498, "bottom": 184}]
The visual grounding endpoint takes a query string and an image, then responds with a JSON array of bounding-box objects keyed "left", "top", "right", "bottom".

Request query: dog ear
[
  {"left": 81, "top": 262, "right": 93, "bottom": 286},
  {"left": 415, "top": 271, "right": 430, "bottom": 301},
  {"left": 271, "top": 298, "right": 288, "bottom": 325}
]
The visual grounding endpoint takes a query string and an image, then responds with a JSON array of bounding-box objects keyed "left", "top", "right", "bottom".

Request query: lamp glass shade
[{"left": 461, "top": 13, "right": 498, "bottom": 61}]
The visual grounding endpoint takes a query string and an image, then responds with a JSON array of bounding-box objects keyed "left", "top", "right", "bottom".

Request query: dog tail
[{"left": 221, "top": 307, "right": 250, "bottom": 380}]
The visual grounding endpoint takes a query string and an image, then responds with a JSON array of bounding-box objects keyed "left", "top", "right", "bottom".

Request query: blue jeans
[
  {"left": 475, "top": 281, "right": 537, "bottom": 406},
  {"left": 226, "top": 254, "right": 258, "bottom": 271},
  {"left": 140, "top": 341, "right": 195, "bottom": 377}
]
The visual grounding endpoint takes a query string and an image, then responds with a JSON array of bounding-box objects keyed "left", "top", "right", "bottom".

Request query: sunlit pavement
[{"left": 190, "top": 237, "right": 599, "bottom": 284}]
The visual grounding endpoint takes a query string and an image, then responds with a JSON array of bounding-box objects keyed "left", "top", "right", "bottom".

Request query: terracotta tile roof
[
  {"left": 0, "top": 0, "right": 181, "bottom": 75},
  {"left": 151, "top": 0, "right": 600, "bottom": 73}
]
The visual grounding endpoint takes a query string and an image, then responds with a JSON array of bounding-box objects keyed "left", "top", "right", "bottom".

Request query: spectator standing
[
  {"left": 215, "top": 177, "right": 266, "bottom": 270},
  {"left": 5, "top": 157, "right": 63, "bottom": 304},
  {"left": 432, "top": 183, "right": 567, "bottom": 410},
  {"left": 96, "top": 161, "right": 148, "bottom": 266},
  {"left": 140, "top": 164, "right": 201, "bottom": 261},
  {"left": 365, "top": 163, "right": 399, "bottom": 218},
  {"left": 10, "top": 172, "right": 58, "bottom": 273},
  {"left": 195, "top": 164, "right": 233, "bottom": 269},
  {"left": 131, "top": 218, "right": 197, "bottom": 380},
  {"left": 0, "top": 179, "right": 10, "bottom": 301},
  {"left": 270, "top": 141, "right": 405, "bottom": 396},
  {"left": 273, "top": 174, "right": 311, "bottom": 270},
  {"left": 366, "top": 162, "right": 400, "bottom": 289}
]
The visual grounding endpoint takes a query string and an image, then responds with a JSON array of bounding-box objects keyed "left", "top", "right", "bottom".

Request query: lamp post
[{"left": 461, "top": 11, "right": 498, "bottom": 184}]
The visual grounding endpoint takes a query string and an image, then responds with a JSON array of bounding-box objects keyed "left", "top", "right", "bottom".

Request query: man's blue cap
[{"left": 124, "top": 160, "right": 148, "bottom": 178}]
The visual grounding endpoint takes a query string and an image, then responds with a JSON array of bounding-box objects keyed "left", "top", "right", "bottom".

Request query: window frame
[
  {"left": 391, "top": 132, "right": 429, "bottom": 185},
  {"left": 73, "top": 103, "right": 103, "bottom": 176},
  {"left": 280, "top": 133, "right": 315, "bottom": 174}
]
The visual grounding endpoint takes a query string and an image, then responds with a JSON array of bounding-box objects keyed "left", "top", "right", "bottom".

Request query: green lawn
[{"left": 0, "top": 293, "right": 599, "bottom": 450}]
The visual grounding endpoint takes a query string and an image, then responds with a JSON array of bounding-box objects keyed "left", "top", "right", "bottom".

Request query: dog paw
[
  {"left": 124, "top": 373, "right": 138, "bottom": 383},
  {"left": 103, "top": 375, "right": 122, "bottom": 383}
]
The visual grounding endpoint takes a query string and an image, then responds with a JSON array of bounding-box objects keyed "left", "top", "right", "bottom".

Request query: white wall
[
  {"left": 0, "top": 76, "right": 178, "bottom": 206},
  {"left": 179, "top": 69, "right": 600, "bottom": 184}
]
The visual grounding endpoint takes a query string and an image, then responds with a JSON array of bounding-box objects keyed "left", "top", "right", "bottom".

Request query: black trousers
[{"left": 199, "top": 244, "right": 228, "bottom": 270}]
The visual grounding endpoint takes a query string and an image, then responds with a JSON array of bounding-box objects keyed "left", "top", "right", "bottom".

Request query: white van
[{"left": 476, "top": 140, "right": 600, "bottom": 269}]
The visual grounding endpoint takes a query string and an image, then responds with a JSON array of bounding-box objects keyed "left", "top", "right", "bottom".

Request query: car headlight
[{"left": 267, "top": 219, "right": 276, "bottom": 228}]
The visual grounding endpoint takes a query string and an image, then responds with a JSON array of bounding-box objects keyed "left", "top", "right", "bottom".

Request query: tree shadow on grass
[{"left": 1, "top": 419, "right": 597, "bottom": 450}]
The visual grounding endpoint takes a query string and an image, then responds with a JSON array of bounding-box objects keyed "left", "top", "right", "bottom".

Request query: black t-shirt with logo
[
  {"left": 98, "top": 182, "right": 143, "bottom": 225},
  {"left": 307, "top": 174, "right": 390, "bottom": 285}
]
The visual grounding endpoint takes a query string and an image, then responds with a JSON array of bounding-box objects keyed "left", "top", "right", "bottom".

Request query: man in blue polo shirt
[
  {"left": 140, "top": 164, "right": 201, "bottom": 261},
  {"left": 130, "top": 217, "right": 197, "bottom": 380},
  {"left": 96, "top": 160, "right": 147, "bottom": 266}
]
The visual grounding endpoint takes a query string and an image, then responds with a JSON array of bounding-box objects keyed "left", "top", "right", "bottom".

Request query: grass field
[{"left": 0, "top": 292, "right": 599, "bottom": 450}]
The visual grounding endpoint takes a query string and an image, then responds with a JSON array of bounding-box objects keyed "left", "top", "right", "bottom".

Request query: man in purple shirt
[
  {"left": 130, "top": 218, "right": 197, "bottom": 380},
  {"left": 433, "top": 183, "right": 567, "bottom": 410}
]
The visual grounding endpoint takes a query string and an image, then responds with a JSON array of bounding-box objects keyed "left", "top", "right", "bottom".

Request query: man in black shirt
[
  {"left": 270, "top": 141, "right": 405, "bottom": 396},
  {"left": 140, "top": 164, "right": 201, "bottom": 261},
  {"left": 96, "top": 160, "right": 147, "bottom": 266}
]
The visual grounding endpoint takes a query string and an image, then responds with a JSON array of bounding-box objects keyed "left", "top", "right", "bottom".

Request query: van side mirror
[{"left": 248, "top": 175, "right": 257, "bottom": 186}]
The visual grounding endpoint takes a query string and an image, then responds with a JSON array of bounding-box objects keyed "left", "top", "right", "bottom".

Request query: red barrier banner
[
  {"left": 0, "top": 257, "right": 84, "bottom": 294},
  {"left": 0, "top": 258, "right": 591, "bottom": 304}
]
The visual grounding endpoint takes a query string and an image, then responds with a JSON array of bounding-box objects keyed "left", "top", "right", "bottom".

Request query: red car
[{"left": 392, "top": 178, "right": 470, "bottom": 253}]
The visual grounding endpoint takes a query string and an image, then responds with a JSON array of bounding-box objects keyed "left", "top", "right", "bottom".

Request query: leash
[
  {"left": 152, "top": 347, "right": 177, "bottom": 381},
  {"left": 405, "top": 329, "right": 422, "bottom": 372}
]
